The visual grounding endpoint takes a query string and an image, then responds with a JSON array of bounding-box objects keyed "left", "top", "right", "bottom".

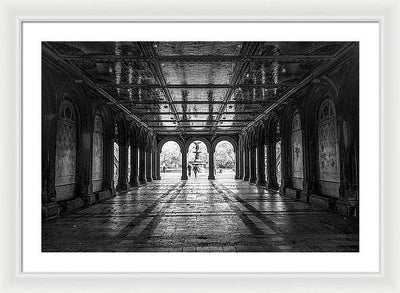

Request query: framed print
[{"left": 1, "top": 0, "right": 399, "bottom": 292}]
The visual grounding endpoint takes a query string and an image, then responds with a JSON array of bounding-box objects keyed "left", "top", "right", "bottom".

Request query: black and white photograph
[{"left": 41, "top": 41, "right": 359, "bottom": 253}]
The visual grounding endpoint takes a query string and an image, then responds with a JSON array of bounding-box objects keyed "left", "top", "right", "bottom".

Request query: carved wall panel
[
  {"left": 113, "top": 142, "right": 119, "bottom": 188},
  {"left": 92, "top": 114, "right": 103, "bottom": 192},
  {"left": 318, "top": 119, "right": 340, "bottom": 182},
  {"left": 317, "top": 100, "right": 340, "bottom": 183},
  {"left": 55, "top": 101, "right": 77, "bottom": 201},
  {"left": 291, "top": 113, "right": 303, "bottom": 189},
  {"left": 276, "top": 141, "right": 281, "bottom": 185}
]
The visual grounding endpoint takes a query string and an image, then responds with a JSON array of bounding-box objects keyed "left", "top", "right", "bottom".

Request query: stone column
[
  {"left": 129, "top": 145, "right": 140, "bottom": 187},
  {"left": 243, "top": 148, "right": 250, "bottom": 181},
  {"left": 80, "top": 127, "right": 94, "bottom": 202},
  {"left": 152, "top": 151, "right": 157, "bottom": 180},
  {"left": 257, "top": 143, "right": 266, "bottom": 186},
  {"left": 146, "top": 149, "right": 153, "bottom": 182},
  {"left": 238, "top": 147, "right": 244, "bottom": 179},
  {"left": 139, "top": 147, "right": 147, "bottom": 185},
  {"left": 117, "top": 142, "right": 128, "bottom": 191},
  {"left": 208, "top": 150, "right": 215, "bottom": 180},
  {"left": 156, "top": 150, "right": 161, "bottom": 180},
  {"left": 266, "top": 142, "right": 279, "bottom": 190},
  {"left": 249, "top": 147, "right": 257, "bottom": 183},
  {"left": 181, "top": 148, "right": 188, "bottom": 180},
  {"left": 235, "top": 150, "right": 240, "bottom": 179}
]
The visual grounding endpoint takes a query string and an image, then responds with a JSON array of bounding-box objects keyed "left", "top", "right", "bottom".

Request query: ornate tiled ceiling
[{"left": 43, "top": 41, "right": 353, "bottom": 137}]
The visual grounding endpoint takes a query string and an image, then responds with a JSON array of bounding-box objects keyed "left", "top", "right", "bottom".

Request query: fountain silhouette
[{"left": 189, "top": 142, "right": 206, "bottom": 170}]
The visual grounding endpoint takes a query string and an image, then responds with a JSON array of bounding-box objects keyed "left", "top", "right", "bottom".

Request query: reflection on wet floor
[{"left": 42, "top": 173, "right": 359, "bottom": 252}]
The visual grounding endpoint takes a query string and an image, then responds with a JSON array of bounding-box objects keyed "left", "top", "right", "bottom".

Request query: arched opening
[
  {"left": 92, "top": 112, "right": 104, "bottom": 193},
  {"left": 214, "top": 140, "right": 236, "bottom": 179},
  {"left": 187, "top": 141, "right": 208, "bottom": 179},
  {"left": 160, "top": 141, "right": 182, "bottom": 179},
  {"left": 55, "top": 99, "right": 78, "bottom": 201}
]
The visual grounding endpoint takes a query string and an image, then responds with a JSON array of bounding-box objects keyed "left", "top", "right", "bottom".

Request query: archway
[
  {"left": 187, "top": 140, "right": 209, "bottom": 179},
  {"left": 160, "top": 141, "right": 182, "bottom": 179},
  {"left": 214, "top": 140, "right": 236, "bottom": 179}
]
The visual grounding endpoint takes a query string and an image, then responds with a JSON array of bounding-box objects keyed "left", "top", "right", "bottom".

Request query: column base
[
  {"left": 249, "top": 177, "right": 257, "bottom": 184},
  {"left": 208, "top": 175, "right": 215, "bottom": 180},
  {"left": 257, "top": 179, "right": 266, "bottom": 186},
  {"left": 181, "top": 175, "right": 188, "bottom": 180},
  {"left": 116, "top": 182, "right": 128, "bottom": 192},
  {"left": 42, "top": 202, "right": 61, "bottom": 219},
  {"left": 146, "top": 178, "right": 153, "bottom": 182},
  {"left": 243, "top": 176, "right": 250, "bottom": 181},
  {"left": 139, "top": 179, "right": 147, "bottom": 185},
  {"left": 152, "top": 176, "right": 158, "bottom": 181},
  {"left": 267, "top": 182, "right": 280, "bottom": 191},
  {"left": 129, "top": 180, "right": 140, "bottom": 188},
  {"left": 156, "top": 175, "right": 161, "bottom": 180},
  {"left": 84, "top": 193, "right": 96, "bottom": 205}
]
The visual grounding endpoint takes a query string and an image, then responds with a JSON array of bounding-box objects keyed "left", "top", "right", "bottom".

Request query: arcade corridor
[
  {"left": 42, "top": 41, "right": 359, "bottom": 252},
  {"left": 42, "top": 175, "right": 358, "bottom": 252}
]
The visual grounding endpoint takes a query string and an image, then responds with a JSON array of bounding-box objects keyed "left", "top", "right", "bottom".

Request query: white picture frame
[{"left": 1, "top": 0, "right": 399, "bottom": 292}]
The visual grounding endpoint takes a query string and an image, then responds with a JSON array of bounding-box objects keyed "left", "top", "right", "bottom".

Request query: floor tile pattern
[{"left": 42, "top": 174, "right": 359, "bottom": 252}]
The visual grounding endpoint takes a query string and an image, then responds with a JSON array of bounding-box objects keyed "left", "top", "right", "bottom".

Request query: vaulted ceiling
[{"left": 43, "top": 41, "right": 354, "bottom": 138}]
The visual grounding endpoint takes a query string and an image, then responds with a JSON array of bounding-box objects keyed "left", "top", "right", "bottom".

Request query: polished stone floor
[{"left": 42, "top": 172, "right": 359, "bottom": 252}]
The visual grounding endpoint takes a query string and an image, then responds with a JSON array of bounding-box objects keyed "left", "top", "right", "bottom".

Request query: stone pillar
[
  {"left": 238, "top": 147, "right": 244, "bottom": 179},
  {"left": 243, "top": 148, "right": 250, "bottom": 181},
  {"left": 266, "top": 142, "right": 279, "bottom": 190},
  {"left": 117, "top": 142, "right": 128, "bottom": 191},
  {"left": 235, "top": 150, "right": 240, "bottom": 179},
  {"left": 103, "top": 133, "right": 115, "bottom": 196},
  {"left": 152, "top": 151, "right": 158, "bottom": 180},
  {"left": 80, "top": 127, "right": 94, "bottom": 202},
  {"left": 257, "top": 143, "right": 266, "bottom": 186},
  {"left": 156, "top": 150, "right": 161, "bottom": 180},
  {"left": 249, "top": 147, "right": 257, "bottom": 183},
  {"left": 146, "top": 149, "right": 153, "bottom": 182},
  {"left": 181, "top": 148, "right": 188, "bottom": 180},
  {"left": 129, "top": 145, "right": 140, "bottom": 187},
  {"left": 208, "top": 149, "right": 215, "bottom": 180},
  {"left": 139, "top": 147, "right": 147, "bottom": 185}
]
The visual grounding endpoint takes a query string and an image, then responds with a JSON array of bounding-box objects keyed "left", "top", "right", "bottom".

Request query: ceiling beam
[
  {"left": 138, "top": 111, "right": 261, "bottom": 115},
  {"left": 61, "top": 54, "right": 333, "bottom": 62},
  {"left": 42, "top": 43, "right": 154, "bottom": 134},
  {"left": 144, "top": 119, "right": 252, "bottom": 123},
  {"left": 210, "top": 42, "right": 262, "bottom": 137},
  {"left": 240, "top": 42, "right": 357, "bottom": 134},
  {"left": 98, "top": 83, "right": 296, "bottom": 89},
  {"left": 112, "top": 100, "right": 277, "bottom": 105},
  {"left": 152, "top": 125, "right": 246, "bottom": 128},
  {"left": 137, "top": 42, "right": 185, "bottom": 137}
]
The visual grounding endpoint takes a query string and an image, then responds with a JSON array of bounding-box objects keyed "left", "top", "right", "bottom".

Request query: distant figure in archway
[
  {"left": 193, "top": 165, "right": 198, "bottom": 178},
  {"left": 188, "top": 164, "right": 192, "bottom": 177}
]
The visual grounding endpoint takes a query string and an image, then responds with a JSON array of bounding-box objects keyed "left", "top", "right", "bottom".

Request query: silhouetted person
[
  {"left": 193, "top": 165, "right": 198, "bottom": 178},
  {"left": 188, "top": 164, "right": 192, "bottom": 177}
]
